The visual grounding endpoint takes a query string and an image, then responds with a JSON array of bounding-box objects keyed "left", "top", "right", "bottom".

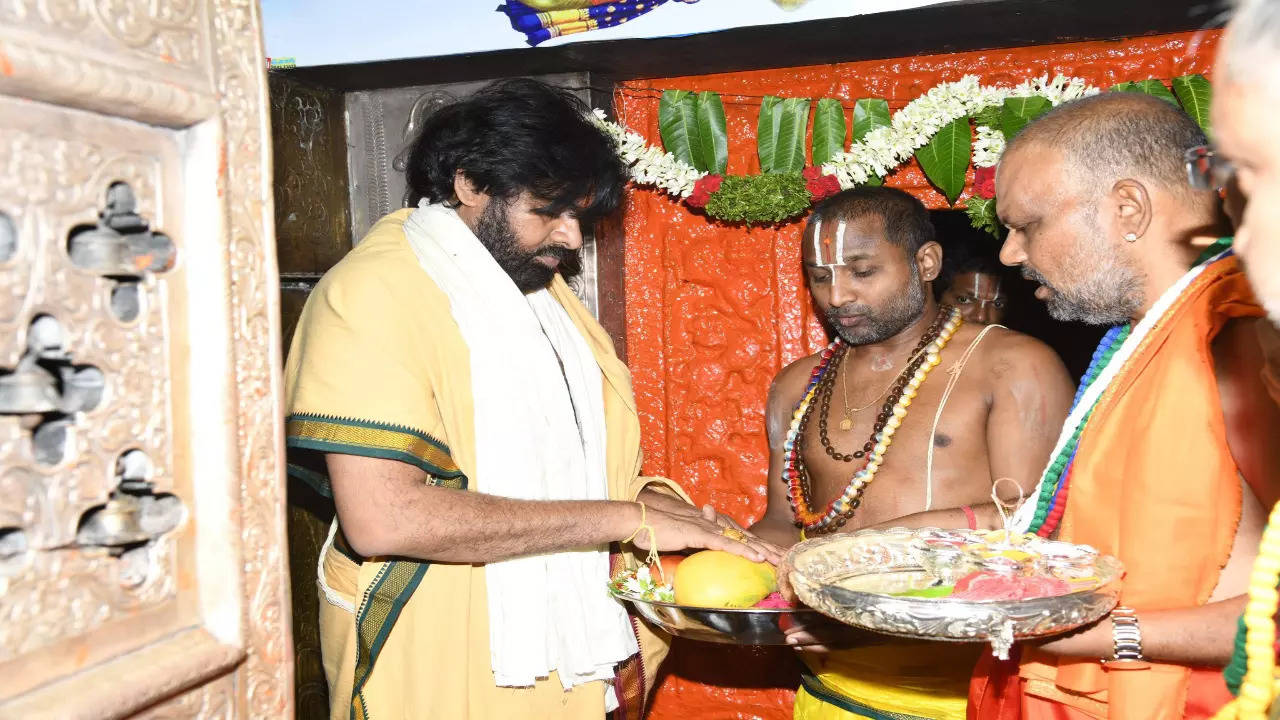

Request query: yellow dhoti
[{"left": 795, "top": 643, "right": 980, "bottom": 720}]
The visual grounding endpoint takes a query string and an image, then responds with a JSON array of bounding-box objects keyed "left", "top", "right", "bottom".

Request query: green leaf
[
  {"left": 852, "top": 98, "right": 891, "bottom": 184},
  {"left": 702, "top": 172, "right": 812, "bottom": 224},
  {"left": 914, "top": 115, "right": 971, "bottom": 205},
  {"left": 1172, "top": 74, "right": 1213, "bottom": 133},
  {"left": 694, "top": 91, "right": 729, "bottom": 174},
  {"left": 1133, "top": 79, "right": 1179, "bottom": 106},
  {"left": 756, "top": 96, "right": 808, "bottom": 174},
  {"left": 658, "top": 90, "right": 702, "bottom": 170},
  {"left": 1110, "top": 81, "right": 1138, "bottom": 93},
  {"left": 757, "top": 95, "right": 784, "bottom": 173},
  {"left": 999, "top": 96, "right": 1052, "bottom": 140},
  {"left": 965, "top": 196, "right": 1002, "bottom": 240},
  {"left": 811, "top": 98, "right": 847, "bottom": 166},
  {"left": 973, "top": 104, "right": 1003, "bottom": 129},
  {"left": 771, "top": 97, "right": 810, "bottom": 174},
  {"left": 852, "top": 98, "right": 891, "bottom": 141}
]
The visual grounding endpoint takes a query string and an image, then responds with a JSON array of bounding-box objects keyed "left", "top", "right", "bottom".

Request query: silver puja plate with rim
[
  {"left": 786, "top": 527, "right": 1123, "bottom": 658},
  {"left": 610, "top": 592, "right": 823, "bottom": 646}
]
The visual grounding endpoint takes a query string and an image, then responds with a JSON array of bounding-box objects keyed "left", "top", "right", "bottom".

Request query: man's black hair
[
  {"left": 404, "top": 78, "right": 625, "bottom": 223},
  {"left": 809, "top": 186, "right": 936, "bottom": 255}
]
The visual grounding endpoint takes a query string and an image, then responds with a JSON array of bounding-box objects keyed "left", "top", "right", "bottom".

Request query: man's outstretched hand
[{"left": 631, "top": 489, "right": 786, "bottom": 566}]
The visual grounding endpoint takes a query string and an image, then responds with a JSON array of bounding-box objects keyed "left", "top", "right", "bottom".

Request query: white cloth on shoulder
[{"left": 402, "top": 201, "right": 636, "bottom": 701}]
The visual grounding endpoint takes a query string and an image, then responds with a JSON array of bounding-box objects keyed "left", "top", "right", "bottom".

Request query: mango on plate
[{"left": 672, "top": 550, "right": 776, "bottom": 608}]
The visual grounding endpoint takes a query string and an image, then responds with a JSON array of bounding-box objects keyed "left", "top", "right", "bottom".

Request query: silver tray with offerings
[{"left": 786, "top": 527, "right": 1123, "bottom": 658}]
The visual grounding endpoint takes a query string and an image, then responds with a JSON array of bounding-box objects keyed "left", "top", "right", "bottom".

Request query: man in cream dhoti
[{"left": 284, "top": 79, "right": 781, "bottom": 720}]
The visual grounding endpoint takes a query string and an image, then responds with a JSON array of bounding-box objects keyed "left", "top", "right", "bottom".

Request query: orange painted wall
[{"left": 618, "top": 30, "right": 1220, "bottom": 720}]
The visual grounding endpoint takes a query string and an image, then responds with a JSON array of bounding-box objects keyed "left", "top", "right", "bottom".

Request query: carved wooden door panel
[{"left": 0, "top": 1, "right": 293, "bottom": 718}]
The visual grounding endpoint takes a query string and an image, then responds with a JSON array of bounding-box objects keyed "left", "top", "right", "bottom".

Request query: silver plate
[
  {"left": 787, "top": 528, "right": 1123, "bottom": 658},
  {"left": 611, "top": 592, "right": 822, "bottom": 646}
]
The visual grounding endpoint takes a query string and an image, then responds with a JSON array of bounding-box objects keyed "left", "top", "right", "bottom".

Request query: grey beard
[{"left": 1024, "top": 265, "right": 1143, "bottom": 326}]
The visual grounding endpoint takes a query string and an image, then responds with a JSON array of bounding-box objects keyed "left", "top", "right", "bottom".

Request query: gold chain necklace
[{"left": 838, "top": 334, "right": 942, "bottom": 431}]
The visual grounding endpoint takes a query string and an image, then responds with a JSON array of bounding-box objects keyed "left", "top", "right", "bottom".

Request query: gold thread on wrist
[
  {"left": 622, "top": 501, "right": 663, "bottom": 575},
  {"left": 623, "top": 501, "right": 648, "bottom": 543}
]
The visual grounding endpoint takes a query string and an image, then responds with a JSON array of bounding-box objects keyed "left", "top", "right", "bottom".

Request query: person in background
[{"left": 937, "top": 242, "right": 1011, "bottom": 326}]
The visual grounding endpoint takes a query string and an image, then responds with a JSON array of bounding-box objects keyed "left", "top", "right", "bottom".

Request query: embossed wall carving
[
  {"left": 0, "top": 0, "right": 292, "bottom": 717},
  {"left": 270, "top": 73, "right": 351, "bottom": 276},
  {"left": 620, "top": 31, "right": 1221, "bottom": 720}
]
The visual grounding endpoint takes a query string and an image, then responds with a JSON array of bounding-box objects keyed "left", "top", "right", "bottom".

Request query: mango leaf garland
[
  {"left": 611, "top": 75, "right": 1219, "bottom": 226},
  {"left": 999, "top": 96, "right": 1052, "bottom": 140},
  {"left": 811, "top": 98, "right": 847, "bottom": 167},
  {"left": 694, "top": 91, "right": 729, "bottom": 174},
  {"left": 659, "top": 90, "right": 703, "bottom": 169},
  {"left": 1172, "top": 74, "right": 1213, "bottom": 133},
  {"left": 852, "top": 98, "right": 891, "bottom": 185},
  {"left": 914, "top": 115, "right": 972, "bottom": 205}
]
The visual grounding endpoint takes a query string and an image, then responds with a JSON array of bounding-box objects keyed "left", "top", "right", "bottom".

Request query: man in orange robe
[{"left": 968, "top": 91, "right": 1280, "bottom": 719}]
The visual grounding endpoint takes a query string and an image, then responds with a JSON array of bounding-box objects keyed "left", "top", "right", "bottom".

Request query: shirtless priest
[{"left": 751, "top": 187, "right": 1074, "bottom": 720}]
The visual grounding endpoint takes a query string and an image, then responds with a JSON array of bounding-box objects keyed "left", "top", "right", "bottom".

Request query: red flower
[
  {"left": 686, "top": 174, "right": 723, "bottom": 208},
  {"left": 806, "top": 171, "right": 841, "bottom": 202},
  {"left": 802, "top": 166, "right": 824, "bottom": 181},
  {"left": 974, "top": 165, "right": 996, "bottom": 199}
]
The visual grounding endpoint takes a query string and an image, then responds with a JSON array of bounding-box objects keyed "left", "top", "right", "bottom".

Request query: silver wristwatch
[{"left": 1104, "top": 606, "right": 1148, "bottom": 667}]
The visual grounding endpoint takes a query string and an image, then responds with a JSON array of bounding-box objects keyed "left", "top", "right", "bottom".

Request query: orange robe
[{"left": 969, "top": 254, "right": 1261, "bottom": 719}]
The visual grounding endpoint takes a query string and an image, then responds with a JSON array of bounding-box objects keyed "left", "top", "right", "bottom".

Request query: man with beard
[
  {"left": 751, "top": 187, "right": 1074, "bottom": 720},
  {"left": 968, "top": 91, "right": 1280, "bottom": 720},
  {"left": 284, "top": 79, "right": 782, "bottom": 720}
]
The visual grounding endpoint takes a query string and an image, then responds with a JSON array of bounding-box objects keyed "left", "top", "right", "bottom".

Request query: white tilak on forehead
[
  {"left": 810, "top": 216, "right": 825, "bottom": 265},
  {"left": 834, "top": 218, "right": 847, "bottom": 266},
  {"left": 812, "top": 216, "right": 849, "bottom": 270}
]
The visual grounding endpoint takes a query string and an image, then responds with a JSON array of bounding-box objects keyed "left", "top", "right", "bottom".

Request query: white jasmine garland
[
  {"left": 592, "top": 75, "right": 1101, "bottom": 197},
  {"left": 972, "top": 125, "right": 1007, "bottom": 169},
  {"left": 592, "top": 109, "right": 705, "bottom": 198},
  {"left": 972, "top": 76, "right": 1100, "bottom": 168}
]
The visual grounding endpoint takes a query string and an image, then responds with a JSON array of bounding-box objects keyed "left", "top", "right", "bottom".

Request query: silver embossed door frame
[{"left": 0, "top": 1, "right": 292, "bottom": 717}]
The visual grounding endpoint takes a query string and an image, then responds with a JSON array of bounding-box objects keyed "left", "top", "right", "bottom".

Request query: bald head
[{"left": 1004, "top": 92, "right": 1209, "bottom": 207}]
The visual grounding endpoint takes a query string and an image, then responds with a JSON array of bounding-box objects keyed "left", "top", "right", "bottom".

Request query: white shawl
[{"left": 402, "top": 201, "right": 636, "bottom": 699}]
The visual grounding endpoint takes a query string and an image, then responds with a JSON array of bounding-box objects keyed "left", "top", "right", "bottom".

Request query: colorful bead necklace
[
  {"left": 1026, "top": 324, "right": 1131, "bottom": 536},
  {"left": 817, "top": 309, "right": 951, "bottom": 463},
  {"left": 1024, "top": 243, "right": 1236, "bottom": 537},
  {"left": 784, "top": 306, "right": 963, "bottom": 534}
]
